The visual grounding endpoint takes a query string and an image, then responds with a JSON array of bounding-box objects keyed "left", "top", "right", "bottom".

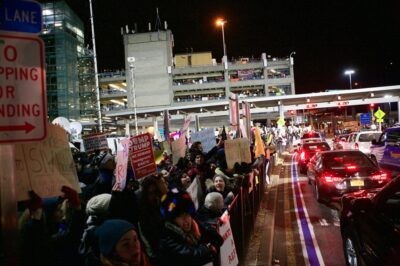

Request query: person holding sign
[
  {"left": 158, "top": 190, "right": 218, "bottom": 265},
  {"left": 206, "top": 175, "right": 235, "bottom": 207}
]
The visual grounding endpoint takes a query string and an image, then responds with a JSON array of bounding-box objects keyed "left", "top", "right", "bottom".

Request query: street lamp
[
  {"left": 289, "top": 51, "right": 296, "bottom": 65},
  {"left": 127, "top": 57, "right": 138, "bottom": 135},
  {"left": 215, "top": 18, "right": 227, "bottom": 60},
  {"left": 344, "top": 69, "right": 355, "bottom": 89}
]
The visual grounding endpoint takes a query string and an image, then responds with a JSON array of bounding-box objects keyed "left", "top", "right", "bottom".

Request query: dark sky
[{"left": 56, "top": 0, "right": 400, "bottom": 94}]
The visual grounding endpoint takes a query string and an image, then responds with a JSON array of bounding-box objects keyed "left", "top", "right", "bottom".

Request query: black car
[
  {"left": 296, "top": 141, "right": 330, "bottom": 174},
  {"left": 340, "top": 176, "right": 400, "bottom": 266},
  {"left": 307, "top": 150, "right": 389, "bottom": 203}
]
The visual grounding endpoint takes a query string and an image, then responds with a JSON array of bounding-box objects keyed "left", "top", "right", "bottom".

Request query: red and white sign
[
  {"left": 83, "top": 133, "right": 108, "bottom": 153},
  {"left": 0, "top": 33, "right": 47, "bottom": 143},
  {"left": 129, "top": 133, "right": 156, "bottom": 180},
  {"left": 219, "top": 211, "right": 239, "bottom": 266}
]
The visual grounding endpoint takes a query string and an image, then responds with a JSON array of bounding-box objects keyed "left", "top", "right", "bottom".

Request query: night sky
[{"left": 47, "top": 0, "right": 400, "bottom": 94}]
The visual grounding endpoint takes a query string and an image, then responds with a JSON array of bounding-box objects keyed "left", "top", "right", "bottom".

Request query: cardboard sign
[
  {"left": 115, "top": 138, "right": 130, "bottom": 190},
  {"left": 224, "top": 138, "right": 251, "bottom": 169},
  {"left": 83, "top": 133, "right": 108, "bottom": 153},
  {"left": 171, "top": 135, "right": 186, "bottom": 165},
  {"left": 15, "top": 124, "right": 80, "bottom": 201},
  {"left": 129, "top": 133, "right": 156, "bottom": 180},
  {"left": 219, "top": 211, "right": 239, "bottom": 266},
  {"left": 190, "top": 128, "right": 216, "bottom": 153}
]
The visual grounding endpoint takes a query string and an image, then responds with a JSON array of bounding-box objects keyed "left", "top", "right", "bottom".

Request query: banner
[
  {"left": 219, "top": 211, "right": 239, "bottom": 266},
  {"left": 224, "top": 138, "right": 251, "bottom": 169},
  {"left": 129, "top": 133, "right": 157, "bottom": 180},
  {"left": 190, "top": 128, "right": 216, "bottom": 153},
  {"left": 115, "top": 138, "right": 130, "bottom": 190},
  {"left": 15, "top": 124, "right": 80, "bottom": 201},
  {"left": 171, "top": 135, "right": 186, "bottom": 165},
  {"left": 83, "top": 133, "right": 108, "bottom": 153}
]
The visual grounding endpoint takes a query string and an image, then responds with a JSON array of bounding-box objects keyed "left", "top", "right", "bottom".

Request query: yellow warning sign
[{"left": 374, "top": 109, "right": 385, "bottom": 119}]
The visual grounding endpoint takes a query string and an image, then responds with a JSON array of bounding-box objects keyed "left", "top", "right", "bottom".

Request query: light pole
[
  {"left": 344, "top": 69, "right": 355, "bottom": 89},
  {"left": 127, "top": 57, "right": 138, "bottom": 135},
  {"left": 216, "top": 18, "right": 227, "bottom": 59},
  {"left": 88, "top": 0, "right": 102, "bottom": 132},
  {"left": 289, "top": 51, "right": 296, "bottom": 65}
]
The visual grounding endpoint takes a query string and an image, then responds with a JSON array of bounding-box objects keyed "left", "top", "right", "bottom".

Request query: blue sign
[
  {"left": 360, "top": 113, "right": 371, "bottom": 125},
  {"left": 0, "top": 0, "right": 42, "bottom": 34}
]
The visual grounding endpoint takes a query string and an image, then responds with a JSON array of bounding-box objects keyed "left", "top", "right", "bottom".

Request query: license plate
[{"left": 350, "top": 180, "right": 364, "bottom": 187}]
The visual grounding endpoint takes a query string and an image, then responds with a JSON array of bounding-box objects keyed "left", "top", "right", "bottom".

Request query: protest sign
[
  {"left": 83, "top": 133, "right": 108, "bottom": 153},
  {"left": 171, "top": 135, "right": 186, "bottom": 165},
  {"left": 115, "top": 138, "right": 130, "bottom": 190},
  {"left": 186, "top": 177, "right": 203, "bottom": 210},
  {"left": 254, "top": 127, "right": 265, "bottom": 159},
  {"left": 129, "top": 133, "right": 156, "bottom": 180},
  {"left": 219, "top": 211, "right": 239, "bottom": 266},
  {"left": 181, "top": 113, "right": 193, "bottom": 136},
  {"left": 224, "top": 138, "right": 251, "bottom": 169},
  {"left": 15, "top": 124, "right": 80, "bottom": 201},
  {"left": 190, "top": 128, "right": 216, "bottom": 153}
]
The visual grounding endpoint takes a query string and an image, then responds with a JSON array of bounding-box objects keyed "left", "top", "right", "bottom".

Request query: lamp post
[
  {"left": 88, "top": 0, "right": 102, "bottom": 132},
  {"left": 127, "top": 57, "right": 138, "bottom": 135},
  {"left": 216, "top": 18, "right": 227, "bottom": 59},
  {"left": 289, "top": 51, "right": 296, "bottom": 65},
  {"left": 344, "top": 69, "right": 355, "bottom": 90}
]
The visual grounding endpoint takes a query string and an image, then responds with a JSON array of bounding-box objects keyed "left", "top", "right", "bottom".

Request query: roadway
[{"left": 244, "top": 152, "right": 346, "bottom": 266}]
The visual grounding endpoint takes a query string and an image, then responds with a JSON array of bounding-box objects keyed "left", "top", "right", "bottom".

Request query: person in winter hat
[
  {"left": 95, "top": 219, "right": 151, "bottom": 266},
  {"left": 158, "top": 189, "right": 217, "bottom": 266}
]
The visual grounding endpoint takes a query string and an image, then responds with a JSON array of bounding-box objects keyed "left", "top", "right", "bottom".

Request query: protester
[
  {"left": 207, "top": 174, "right": 235, "bottom": 207},
  {"left": 95, "top": 219, "right": 151, "bottom": 266},
  {"left": 158, "top": 190, "right": 217, "bottom": 266}
]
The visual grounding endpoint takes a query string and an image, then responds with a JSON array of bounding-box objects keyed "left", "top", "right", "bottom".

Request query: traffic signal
[{"left": 369, "top": 103, "right": 375, "bottom": 109}]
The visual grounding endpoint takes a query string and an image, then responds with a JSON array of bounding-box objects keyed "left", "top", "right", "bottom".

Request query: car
[
  {"left": 296, "top": 141, "right": 331, "bottom": 174},
  {"left": 333, "top": 134, "right": 350, "bottom": 150},
  {"left": 340, "top": 131, "right": 381, "bottom": 154},
  {"left": 307, "top": 150, "right": 389, "bottom": 203},
  {"left": 370, "top": 126, "right": 400, "bottom": 175},
  {"left": 340, "top": 175, "right": 400, "bottom": 266},
  {"left": 300, "top": 131, "right": 324, "bottom": 144}
]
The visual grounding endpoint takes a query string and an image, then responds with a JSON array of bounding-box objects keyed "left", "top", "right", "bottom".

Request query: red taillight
[
  {"left": 345, "top": 164, "right": 358, "bottom": 171},
  {"left": 354, "top": 143, "right": 359, "bottom": 150},
  {"left": 321, "top": 172, "right": 343, "bottom": 183},
  {"left": 300, "top": 151, "right": 306, "bottom": 161},
  {"left": 315, "top": 148, "right": 322, "bottom": 152},
  {"left": 371, "top": 171, "right": 388, "bottom": 181}
]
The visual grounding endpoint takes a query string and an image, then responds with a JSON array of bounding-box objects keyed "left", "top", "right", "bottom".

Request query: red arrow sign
[{"left": 0, "top": 122, "right": 35, "bottom": 133}]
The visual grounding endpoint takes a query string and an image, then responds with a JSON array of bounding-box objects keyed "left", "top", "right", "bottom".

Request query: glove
[
  {"left": 26, "top": 190, "right": 42, "bottom": 212},
  {"left": 61, "top": 186, "right": 81, "bottom": 209}
]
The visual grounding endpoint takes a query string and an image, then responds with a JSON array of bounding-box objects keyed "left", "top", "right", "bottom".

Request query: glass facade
[{"left": 40, "top": 1, "right": 97, "bottom": 121}]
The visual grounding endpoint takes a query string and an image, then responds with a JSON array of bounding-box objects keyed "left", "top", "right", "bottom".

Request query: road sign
[
  {"left": 376, "top": 118, "right": 384, "bottom": 123},
  {"left": 360, "top": 113, "right": 371, "bottom": 125},
  {"left": 0, "top": 33, "right": 47, "bottom": 143},
  {"left": 0, "top": 0, "right": 42, "bottom": 34},
  {"left": 277, "top": 117, "right": 285, "bottom": 126},
  {"left": 374, "top": 109, "right": 385, "bottom": 119}
]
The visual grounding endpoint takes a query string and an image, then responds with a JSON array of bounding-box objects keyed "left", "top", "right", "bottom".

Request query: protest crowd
[{"left": 10, "top": 123, "right": 281, "bottom": 266}]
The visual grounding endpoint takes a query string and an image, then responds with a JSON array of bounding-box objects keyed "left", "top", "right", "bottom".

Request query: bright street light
[
  {"left": 215, "top": 18, "right": 227, "bottom": 59},
  {"left": 289, "top": 51, "right": 296, "bottom": 65},
  {"left": 344, "top": 69, "right": 355, "bottom": 89}
]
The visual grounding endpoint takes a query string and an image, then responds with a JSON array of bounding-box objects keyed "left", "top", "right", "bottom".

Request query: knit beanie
[
  {"left": 86, "top": 193, "right": 111, "bottom": 218},
  {"left": 160, "top": 189, "right": 196, "bottom": 221},
  {"left": 95, "top": 219, "right": 135, "bottom": 257}
]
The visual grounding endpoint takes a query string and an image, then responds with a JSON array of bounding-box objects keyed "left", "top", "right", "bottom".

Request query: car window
[
  {"left": 358, "top": 133, "right": 381, "bottom": 142},
  {"left": 378, "top": 132, "right": 386, "bottom": 143},
  {"left": 381, "top": 192, "right": 400, "bottom": 225},
  {"left": 323, "top": 152, "right": 375, "bottom": 169},
  {"left": 387, "top": 130, "right": 400, "bottom": 145}
]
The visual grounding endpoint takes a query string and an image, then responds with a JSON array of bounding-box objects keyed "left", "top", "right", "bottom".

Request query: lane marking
[
  {"left": 291, "top": 155, "right": 325, "bottom": 266},
  {"left": 284, "top": 166, "right": 297, "bottom": 265}
]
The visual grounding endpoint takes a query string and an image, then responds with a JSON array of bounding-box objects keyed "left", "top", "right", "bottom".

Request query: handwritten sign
[
  {"left": 115, "top": 138, "right": 130, "bottom": 190},
  {"left": 83, "top": 133, "right": 108, "bottom": 153},
  {"left": 224, "top": 138, "right": 251, "bottom": 169},
  {"left": 190, "top": 128, "right": 216, "bottom": 153},
  {"left": 219, "top": 211, "right": 239, "bottom": 266},
  {"left": 15, "top": 124, "right": 80, "bottom": 201},
  {"left": 129, "top": 133, "right": 156, "bottom": 180},
  {"left": 171, "top": 135, "right": 186, "bottom": 165}
]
